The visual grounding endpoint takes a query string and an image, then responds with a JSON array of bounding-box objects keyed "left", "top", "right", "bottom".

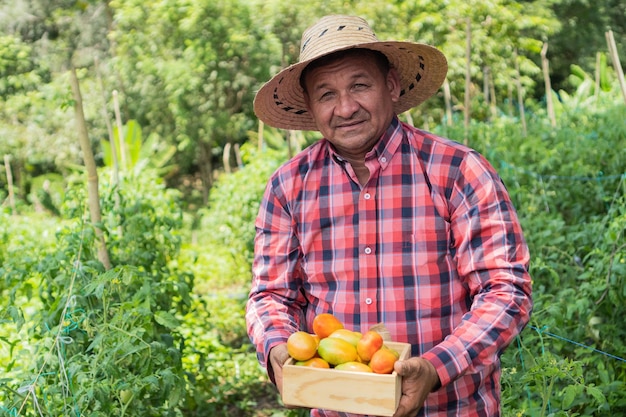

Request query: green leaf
[
  {"left": 154, "top": 311, "right": 180, "bottom": 329},
  {"left": 561, "top": 384, "right": 578, "bottom": 409},
  {"left": 7, "top": 305, "right": 24, "bottom": 331},
  {"left": 586, "top": 385, "right": 606, "bottom": 405}
]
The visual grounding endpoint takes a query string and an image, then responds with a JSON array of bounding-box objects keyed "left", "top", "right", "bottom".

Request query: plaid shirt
[{"left": 246, "top": 117, "right": 532, "bottom": 417}]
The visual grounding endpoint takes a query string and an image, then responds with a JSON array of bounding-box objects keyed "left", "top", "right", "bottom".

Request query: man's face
[{"left": 303, "top": 52, "right": 401, "bottom": 160}]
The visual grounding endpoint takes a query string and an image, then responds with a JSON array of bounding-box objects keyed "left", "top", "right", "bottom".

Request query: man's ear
[{"left": 387, "top": 68, "right": 401, "bottom": 103}]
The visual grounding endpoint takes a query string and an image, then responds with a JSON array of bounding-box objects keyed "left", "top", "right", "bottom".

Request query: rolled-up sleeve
[
  {"left": 421, "top": 151, "right": 533, "bottom": 386},
  {"left": 245, "top": 176, "right": 308, "bottom": 370}
]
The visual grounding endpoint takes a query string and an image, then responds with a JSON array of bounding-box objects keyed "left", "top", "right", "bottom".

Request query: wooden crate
[{"left": 282, "top": 341, "right": 411, "bottom": 416}]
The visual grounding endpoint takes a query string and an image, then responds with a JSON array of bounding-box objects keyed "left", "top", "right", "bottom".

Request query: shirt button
[
  {"left": 381, "top": 157, "right": 387, "bottom": 163},
  {"left": 364, "top": 193, "right": 371, "bottom": 200},
  {"left": 365, "top": 298, "right": 373, "bottom": 305},
  {"left": 364, "top": 247, "right": 372, "bottom": 254}
]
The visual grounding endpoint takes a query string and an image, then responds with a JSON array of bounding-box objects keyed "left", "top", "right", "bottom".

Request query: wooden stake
[
  {"left": 69, "top": 66, "right": 112, "bottom": 270},
  {"left": 405, "top": 110, "right": 414, "bottom": 127},
  {"left": 443, "top": 79, "right": 453, "bottom": 126},
  {"left": 514, "top": 48, "right": 528, "bottom": 137},
  {"left": 112, "top": 90, "right": 127, "bottom": 170},
  {"left": 606, "top": 30, "right": 626, "bottom": 105},
  {"left": 95, "top": 58, "right": 122, "bottom": 237},
  {"left": 595, "top": 52, "right": 601, "bottom": 102},
  {"left": 483, "top": 66, "right": 490, "bottom": 108},
  {"left": 464, "top": 17, "right": 472, "bottom": 145},
  {"left": 258, "top": 120, "right": 265, "bottom": 152},
  {"left": 223, "top": 142, "right": 232, "bottom": 173},
  {"left": 287, "top": 130, "right": 294, "bottom": 159},
  {"left": 95, "top": 57, "right": 120, "bottom": 185},
  {"left": 541, "top": 42, "right": 557, "bottom": 127},
  {"left": 4, "top": 155, "right": 16, "bottom": 215},
  {"left": 234, "top": 143, "right": 243, "bottom": 168},
  {"left": 489, "top": 70, "right": 497, "bottom": 120}
]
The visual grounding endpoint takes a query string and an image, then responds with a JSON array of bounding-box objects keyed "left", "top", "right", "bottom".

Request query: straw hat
[{"left": 253, "top": 15, "right": 448, "bottom": 131}]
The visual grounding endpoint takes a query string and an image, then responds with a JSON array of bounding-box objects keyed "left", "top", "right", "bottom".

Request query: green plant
[
  {"left": 0, "top": 168, "right": 193, "bottom": 416},
  {"left": 179, "top": 295, "right": 279, "bottom": 416},
  {"left": 196, "top": 142, "right": 287, "bottom": 285}
]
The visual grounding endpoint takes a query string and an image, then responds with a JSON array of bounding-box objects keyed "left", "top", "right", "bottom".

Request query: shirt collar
[
  {"left": 328, "top": 116, "right": 404, "bottom": 169},
  {"left": 368, "top": 116, "right": 403, "bottom": 170}
]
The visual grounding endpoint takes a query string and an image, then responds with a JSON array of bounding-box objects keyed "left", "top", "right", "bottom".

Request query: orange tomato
[
  {"left": 369, "top": 346, "right": 399, "bottom": 374},
  {"left": 287, "top": 331, "right": 318, "bottom": 361},
  {"left": 294, "top": 357, "right": 330, "bottom": 368},
  {"left": 328, "top": 328, "right": 362, "bottom": 346},
  {"left": 317, "top": 337, "right": 358, "bottom": 366},
  {"left": 312, "top": 313, "right": 344, "bottom": 339},
  {"left": 356, "top": 330, "right": 384, "bottom": 362},
  {"left": 335, "top": 361, "right": 373, "bottom": 373}
]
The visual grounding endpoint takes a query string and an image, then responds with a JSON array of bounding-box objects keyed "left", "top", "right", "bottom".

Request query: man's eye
[{"left": 319, "top": 91, "right": 334, "bottom": 100}]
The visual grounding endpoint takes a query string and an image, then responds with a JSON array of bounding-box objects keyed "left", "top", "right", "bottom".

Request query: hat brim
[{"left": 253, "top": 42, "right": 448, "bottom": 131}]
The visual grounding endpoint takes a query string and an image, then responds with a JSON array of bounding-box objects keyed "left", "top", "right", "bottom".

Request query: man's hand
[
  {"left": 392, "top": 357, "right": 440, "bottom": 417},
  {"left": 268, "top": 343, "right": 291, "bottom": 396},
  {"left": 268, "top": 343, "right": 306, "bottom": 410}
]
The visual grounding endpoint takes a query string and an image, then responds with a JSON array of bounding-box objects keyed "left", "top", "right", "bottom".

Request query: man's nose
[{"left": 335, "top": 92, "right": 360, "bottom": 118}]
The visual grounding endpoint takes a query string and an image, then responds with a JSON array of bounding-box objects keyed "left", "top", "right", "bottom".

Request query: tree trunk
[{"left": 69, "top": 66, "right": 112, "bottom": 270}]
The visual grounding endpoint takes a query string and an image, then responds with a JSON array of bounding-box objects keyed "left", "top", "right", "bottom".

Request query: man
[{"left": 246, "top": 14, "right": 532, "bottom": 417}]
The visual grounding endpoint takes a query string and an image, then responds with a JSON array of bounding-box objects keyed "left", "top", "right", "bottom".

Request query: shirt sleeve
[
  {"left": 245, "top": 176, "right": 308, "bottom": 374},
  {"left": 421, "top": 150, "right": 533, "bottom": 387}
]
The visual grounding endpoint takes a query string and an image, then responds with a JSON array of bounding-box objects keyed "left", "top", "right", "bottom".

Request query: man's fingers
[
  {"left": 270, "top": 343, "right": 291, "bottom": 367},
  {"left": 268, "top": 343, "right": 290, "bottom": 395},
  {"left": 394, "top": 358, "right": 419, "bottom": 377}
]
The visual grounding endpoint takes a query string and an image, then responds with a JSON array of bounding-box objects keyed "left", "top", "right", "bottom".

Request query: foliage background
[{"left": 1, "top": 0, "right": 625, "bottom": 416}]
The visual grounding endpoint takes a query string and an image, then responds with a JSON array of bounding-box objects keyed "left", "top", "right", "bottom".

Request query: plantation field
[
  {"left": 1, "top": 78, "right": 625, "bottom": 416},
  {"left": 2, "top": 1, "right": 626, "bottom": 415}
]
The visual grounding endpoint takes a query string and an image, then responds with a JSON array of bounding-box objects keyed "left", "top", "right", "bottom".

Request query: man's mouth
[{"left": 336, "top": 119, "right": 365, "bottom": 129}]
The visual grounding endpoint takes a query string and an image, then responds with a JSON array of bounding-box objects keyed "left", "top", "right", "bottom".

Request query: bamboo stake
[
  {"left": 489, "top": 70, "right": 497, "bottom": 120},
  {"left": 234, "top": 143, "right": 243, "bottom": 168},
  {"left": 4, "top": 155, "right": 16, "bottom": 215},
  {"left": 443, "top": 79, "right": 453, "bottom": 126},
  {"left": 112, "top": 90, "right": 127, "bottom": 170},
  {"left": 95, "top": 58, "right": 122, "bottom": 237},
  {"left": 606, "top": 30, "right": 626, "bottom": 105},
  {"left": 69, "top": 67, "right": 112, "bottom": 270},
  {"left": 223, "top": 142, "right": 232, "bottom": 173},
  {"left": 483, "top": 66, "right": 490, "bottom": 108},
  {"left": 464, "top": 17, "right": 472, "bottom": 145},
  {"left": 595, "top": 52, "right": 601, "bottom": 102},
  {"left": 541, "top": 42, "right": 557, "bottom": 127},
  {"left": 95, "top": 57, "right": 120, "bottom": 186},
  {"left": 287, "top": 130, "right": 294, "bottom": 159},
  {"left": 514, "top": 48, "right": 528, "bottom": 137},
  {"left": 258, "top": 120, "right": 265, "bottom": 152},
  {"left": 405, "top": 110, "right": 414, "bottom": 127}
]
